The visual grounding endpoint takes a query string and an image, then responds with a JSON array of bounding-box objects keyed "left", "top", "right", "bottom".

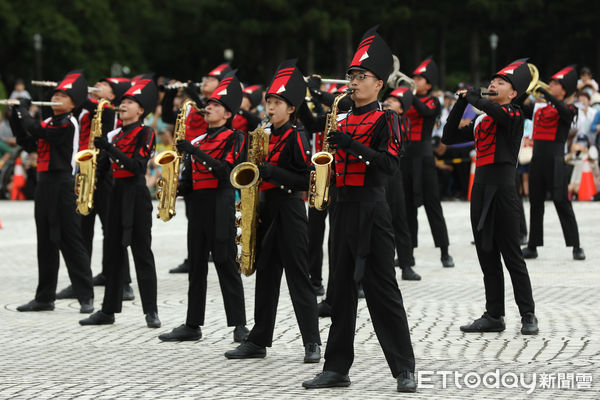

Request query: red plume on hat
[
  {"left": 208, "top": 70, "right": 243, "bottom": 113},
  {"left": 551, "top": 65, "right": 578, "bottom": 97},
  {"left": 266, "top": 59, "right": 307, "bottom": 109},
  {"left": 122, "top": 74, "right": 158, "bottom": 117},
  {"left": 492, "top": 58, "right": 532, "bottom": 96},
  {"left": 208, "top": 63, "right": 233, "bottom": 81},
  {"left": 55, "top": 70, "right": 88, "bottom": 108},
  {"left": 348, "top": 25, "right": 393, "bottom": 82}
]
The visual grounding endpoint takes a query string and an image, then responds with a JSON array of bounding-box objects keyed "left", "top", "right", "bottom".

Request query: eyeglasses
[{"left": 345, "top": 72, "right": 378, "bottom": 82}]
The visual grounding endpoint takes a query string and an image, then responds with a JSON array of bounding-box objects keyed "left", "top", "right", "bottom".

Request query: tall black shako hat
[
  {"left": 207, "top": 63, "right": 233, "bottom": 81},
  {"left": 242, "top": 84, "right": 263, "bottom": 109},
  {"left": 492, "top": 58, "right": 532, "bottom": 96},
  {"left": 385, "top": 86, "right": 414, "bottom": 113},
  {"left": 413, "top": 57, "right": 439, "bottom": 86},
  {"left": 266, "top": 59, "right": 306, "bottom": 109},
  {"left": 122, "top": 74, "right": 158, "bottom": 117},
  {"left": 101, "top": 77, "right": 131, "bottom": 104},
  {"left": 208, "top": 70, "right": 243, "bottom": 113},
  {"left": 55, "top": 70, "right": 88, "bottom": 108},
  {"left": 348, "top": 26, "right": 393, "bottom": 82},
  {"left": 551, "top": 65, "right": 578, "bottom": 97}
]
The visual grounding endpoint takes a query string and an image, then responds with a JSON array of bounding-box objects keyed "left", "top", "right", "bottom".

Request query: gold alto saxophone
[
  {"left": 308, "top": 89, "right": 352, "bottom": 210},
  {"left": 155, "top": 99, "right": 205, "bottom": 222},
  {"left": 229, "top": 116, "right": 271, "bottom": 276},
  {"left": 75, "top": 99, "right": 114, "bottom": 215}
]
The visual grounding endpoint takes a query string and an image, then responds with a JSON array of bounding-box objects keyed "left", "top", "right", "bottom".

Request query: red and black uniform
[
  {"left": 522, "top": 93, "right": 580, "bottom": 249},
  {"left": 97, "top": 121, "right": 158, "bottom": 315},
  {"left": 443, "top": 94, "right": 535, "bottom": 319},
  {"left": 77, "top": 97, "right": 132, "bottom": 285},
  {"left": 245, "top": 120, "right": 321, "bottom": 348},
  {"left": 177, "top": 125, "right": 247, "bottom": 328},
  {"left": 9, "top": 108, "right": 94, "bottom": 305},
  {"left": 323, "top": 100, "right": 415, "bottom": 377},
  {"left": 403, "top": 93, "right": 450, "bottom": 255}
]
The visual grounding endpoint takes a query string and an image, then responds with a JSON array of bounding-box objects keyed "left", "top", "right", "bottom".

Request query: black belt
[{"left": 336, "top": 186, "right": 386, "bottom": 202}]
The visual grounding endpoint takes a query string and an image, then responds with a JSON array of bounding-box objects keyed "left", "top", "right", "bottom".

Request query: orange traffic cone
[
  {"left": 467, "top": 156, "right": 476, "bottom": 201},
  {"left": 578, "top": 159, "right": 597, "bottom": 201},
  {"left": 10, "top": 157, "right": 26, "bottom": 201}
]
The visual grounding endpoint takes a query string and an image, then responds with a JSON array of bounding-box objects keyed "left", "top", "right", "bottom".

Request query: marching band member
[
  {"left": 225, "top": 59, "right": 321, "bottom": 363},
  {"left": 443, "top": 59, "right": 539, "bottom": 335},
  {"left": 55, "top": 77, "right": 135, "bottom": 300},
  {"left": 159, "top": 71, "right": 249, "bottom": 343},
  {"left": 520, "top": 65, "right": 585, "bottom": 261},
  {"left": 404, "top": 57, "right": 454, "bottom": 269},
  {"left": 301, "top": 27, "right": 416, "bottom": 392},
  {"left": 79, "top": 76, "right": 161, "bottom": 328},
  {"left": 9, "top": 70, "right": 94, "bottom": 313}
]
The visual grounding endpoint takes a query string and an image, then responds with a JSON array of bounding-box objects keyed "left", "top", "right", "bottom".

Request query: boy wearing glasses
[{"left": 302, "top": 27, "right": 416, "bottom": 393}]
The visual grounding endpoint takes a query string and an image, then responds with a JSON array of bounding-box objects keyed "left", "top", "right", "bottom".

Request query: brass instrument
[
  {"left": 387, "top": 55, "right": 416, "bottom": 94},
  {"left": 526, "top": 64, "right": 550, "bottom": 100},
  {"left": 308, "top": 89, "right": 352, "bottom": 210},
  {"left": 229, "top": 116, "right": 271, "bottom": 276},
  {"left": 74, "top": 99, "right": 114, "bottom": 215},
  {"left": 0, "top": 99, "right": 62, "bottom": 107},
  {"left": 155, "top": 99, "right": 204, "bottom": 221}
]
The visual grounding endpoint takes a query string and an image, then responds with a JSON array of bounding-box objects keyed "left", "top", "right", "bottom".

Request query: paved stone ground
[{"left": 0, "top": 200, "right": 598, "bottom": 399}]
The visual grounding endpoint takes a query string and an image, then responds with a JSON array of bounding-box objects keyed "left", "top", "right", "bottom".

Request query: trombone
[
  {"left": 31, "top": 80, "right": 100, "bottom": 93},
  {"left": 0, "top": 99, "right": 63, "bottom": 107}
]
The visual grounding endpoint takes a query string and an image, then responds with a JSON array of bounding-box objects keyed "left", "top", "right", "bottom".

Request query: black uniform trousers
[
  {"left": 386, "top": 167, "right": 413, "bottom": 268},
  {"left": 528, "top": 156, "right": 580, "bottom": 248},
  {"left": 185, "top": 189, "right": 246, "bottom": 327},
  {"left": 80, "top": 178, "right": 131, "bottom": 283},
  {"left": 402, "top": 156, "right": 450, "bottom": 251},
  {"left": 471, "top": 182, "right": 535, "bottom": 318},
  {"left": 307, "top": 207, "right": 327, "bottom": 287},
  {"left": 34, "top": 173, "right": 94, "bottom": 303},
  {"left": 246, "top": 193, "right": 321, "bottom": 347},
  {"left": 102, "top": 178, "right": 157, "bottom": 314},
  {"left": 324, "top": 194, "right": 415, "bottom": 378}
]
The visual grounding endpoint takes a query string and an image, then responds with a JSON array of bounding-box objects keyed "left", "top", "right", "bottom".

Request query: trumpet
[
  {"left": 0, "top": 99, "right": 63, "bottom": 107},
  {"left": 163, "top": 82, "right": 203, "bottom": 90},
  {"left": 526, "top": 64, "right": 550, "bottom": 100},
  {"left": 31, "top": 80, "right": 100, "bottom": 93}
]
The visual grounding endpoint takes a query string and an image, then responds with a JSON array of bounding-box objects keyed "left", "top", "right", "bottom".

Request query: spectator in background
[
  {"left": 0, "top": 110, "right": 16, "bottom": 161},
  {"left": 577, "top": 67, "right": 598, "bottom": 93},
  {"left": 573, "top": 91, "right": 597, "bottom": 142},
  {"left": 566, "top": 135, "right": 600, "bottom": 198},
  {"left": 588, "top": 93, "right": 600, "bottom": 147},
  {"left": 432, "top": 91, "right": 457, "bottom": 138},
  {"left": 8, "top": 79, "right": 31, "bottom": 100}
]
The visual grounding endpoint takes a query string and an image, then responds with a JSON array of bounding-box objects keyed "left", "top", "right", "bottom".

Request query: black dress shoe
[
  {"left": 146, "top": 312, "right": 161, "bottom": 328},
  {"left": 521, "top": 313, "right": 539, "bottom": 335},
  {"left": 397, "top": 370, "right": 417, "bottom": 392},
  {"left": 441, "top": 254, "right": 455, "bottom": 268},
  {"left": 402, "top": 266, "right": 421, "bottom": 281},
  {"left": 92, "top": 273, "right": 106, "bottom": 286},
  {"left": 122, "top": 284, "right": 135, "bottom": 301},
  {"left": 169, "top": 259, "right": 189, "bottom": 274},
  {"left": 79, "top": 311, "right": 114, "bottom": 325},
  {"left": 573, "top": 247, "right": 586, "bottom": 260},
  {"left": 224, "top": 341, "right": 266, "bottom": 359},
  {"left": 233, "top": 325, "right": 250, "bottom": 343},
  {"left": 313, "top": 284, "right": 325, "bottom": 296},
  {"left": 460, "top": 313, "right": 505, "bottom": 332},
  {"left": 304, "top": 343, "right": 321, "bottom": 363},
  {"left": 521, "top": 246, "right": 538, "bottom": 259},
  {"left": 79, "top": 299, "right": 94, "bottom": 314},
  {"left": 56, "top": 285, "right": 76, "bottom": 299},
  {"left": 302, "top": 371, "right": 351, "bottom": 388},
  {"left": 17, "top": 299, "right": 55, "bottom": 312},
  {"left": 318, "top": 301, "right": 331, "bottom": 318},
  {"left": 159, "top": 324, "right": 202, "bottom": 341}
]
